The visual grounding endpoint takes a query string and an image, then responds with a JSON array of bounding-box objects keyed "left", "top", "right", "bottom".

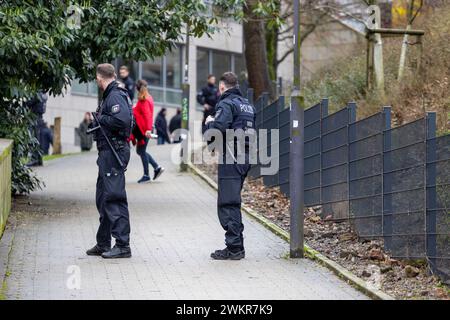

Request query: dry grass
[{"left": 303, "top": 5, "right": 450, "bottom": 134}]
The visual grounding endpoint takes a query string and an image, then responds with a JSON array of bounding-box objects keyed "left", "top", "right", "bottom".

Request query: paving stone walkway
[{"left": 0, "top": 143, "right": 367, "bottom": 299}]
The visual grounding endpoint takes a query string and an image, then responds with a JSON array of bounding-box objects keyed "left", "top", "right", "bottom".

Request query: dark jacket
[
  {"left": 94, "top": 81, "right": 133, "bottom": 150},
  {"left": 198, "top": 83, "right": 220, "bottom": 131},
  {"left": 206, "top": 87, "right": 256, "bottom": 156},
  {"left": 155, "top": 111, "right": 170, "bottom": 143},
  {"left": 169, "top": 113, "right": 182, "bottom": 134},
  {"left": 78, "top": 120, "right": 93, "bottom": 150},
  {"left": 121, "top": 76, "right": 135, "bottom": 101},
  {"left": 197, "top": 83, "right": 219, "bottom": 108},
  {"left": 27, "top": 91, "right": 48, "bottom": 116},
  {"left": 39, "top": 124, "right": 53, "bottom": 155}
]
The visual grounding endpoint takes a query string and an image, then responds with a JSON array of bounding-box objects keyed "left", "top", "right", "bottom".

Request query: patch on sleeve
[{"left": 111, "top": 104, "right": 120, "bottom": 114}]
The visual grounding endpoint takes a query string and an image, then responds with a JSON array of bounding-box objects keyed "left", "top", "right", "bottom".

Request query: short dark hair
[
  {"left": 219, "top": 72, "right": 238, "bottom": 89},
  {"left": 207, "top": 74, "right": 215, "bottom": 80},
  {"left": 96, "top": 63, "right": 116, "bottom": 79}
]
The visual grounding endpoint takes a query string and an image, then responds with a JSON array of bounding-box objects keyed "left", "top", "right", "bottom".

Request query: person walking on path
[
  {"left": 169, "top": 108, "right": 182, "bottom": 143},
  {"left": 205, "top": 72, "right": 256, "bottom": 260},
  {"left": 39, "top": 122, "right": 53, "bottom": 155},
  {"left": 155, "top": 108, "right": 171, "bottom": 145},
  {"left": 197, "top": 74, "right": 220, "bottom": 134},
  {"left": 77, "top": 112, "right": 94, "bottom": 152},
  {"left": 86, "top": 63, "right": 133, "bottom": 259},
  {"left": 129, "top": 79, "right": 165, "bottom": 184}
]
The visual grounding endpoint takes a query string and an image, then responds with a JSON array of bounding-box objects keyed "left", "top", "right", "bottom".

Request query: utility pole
[
  {"left": 180, "top": 23, "right": 190, "bottom": 172},
  {"left": 289, "top": 0, "right": 304, "bottom": 259}
]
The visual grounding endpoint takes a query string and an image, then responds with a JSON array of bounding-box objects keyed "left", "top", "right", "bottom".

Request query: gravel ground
[{"left": 196, "top": 158, "right": 450, "bottom": 300}]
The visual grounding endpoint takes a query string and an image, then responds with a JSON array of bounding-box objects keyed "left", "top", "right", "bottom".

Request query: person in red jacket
[{"left": 130, "top": 79, "right": 165, "bottom": 183}]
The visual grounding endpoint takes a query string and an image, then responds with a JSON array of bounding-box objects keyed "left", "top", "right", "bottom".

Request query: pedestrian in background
[
  {"left": 155, "top": 108, "right": 171, "bottom": 145},
  {"left": 119, "top": 65, "right": 135, "bottom": 101},
  {"left": 130, "top": 79, "right": 165, "bottom": 184},
  {"left": 169, "top": 108, "right": 182, "bottom": 143},
  {"left": 197, "top": 74, "right": 219, "bottom": 134},
  {"left": 39, "top": 122, "right": 53, "bottom": 156},
  {"left": 26, "top": 90, "right": 48, "bottom": 167},
  {"left": 77, "top": 112, "right": 94, "bottom": 152}
]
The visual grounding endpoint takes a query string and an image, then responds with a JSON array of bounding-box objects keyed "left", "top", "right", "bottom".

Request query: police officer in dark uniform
[
  {"left": 205, "top": 72, "right": 256, "bottom": 260},
  {"left": 86, "top": 63, "right": 133, "bottom": 259}
]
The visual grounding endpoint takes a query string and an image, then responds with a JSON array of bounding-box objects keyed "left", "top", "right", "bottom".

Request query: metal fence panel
[
  {"left": 427, "top": 131, "right": 450, "bottom": 281},
  {"left": 279, "top": 107, "right": 290, "bottom": 196},
  {"left": 304, "top": 103, "right": 322, "bottom": 205},
  {"left": 384, "top": 118, "right": 427, "bottom": 259},
  {"left": 247, "top": 89, "right": 450, "bottom": 281}
]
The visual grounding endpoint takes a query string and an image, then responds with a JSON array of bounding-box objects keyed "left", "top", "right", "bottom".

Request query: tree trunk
[{"left": 243, "top": 0, "right": 274, "bottom": 99}]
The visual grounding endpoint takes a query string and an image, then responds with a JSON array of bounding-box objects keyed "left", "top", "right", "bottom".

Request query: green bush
[{"left": 0, "top": 0, "right": 224, "bottom": 194}]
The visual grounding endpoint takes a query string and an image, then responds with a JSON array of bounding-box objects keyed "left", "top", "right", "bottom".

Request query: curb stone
[
  {"left": 0, "top": 220, "right": 16, "bottom": 300},
  {"left": 187, "top": 162, "right": 395, "bottom": 301}
]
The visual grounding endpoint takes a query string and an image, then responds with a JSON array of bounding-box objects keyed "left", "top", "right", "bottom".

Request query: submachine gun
[{"left": 86, "top": 112, "right": 126, "bottom": 171}]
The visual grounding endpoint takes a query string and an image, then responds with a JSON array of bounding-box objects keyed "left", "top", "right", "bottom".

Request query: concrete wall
[{"left": 0, "top": 139, "right": 13, "bottom": 238}]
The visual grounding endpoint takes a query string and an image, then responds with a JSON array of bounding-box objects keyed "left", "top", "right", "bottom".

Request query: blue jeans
[
  {"left": 157, "top": 136, "right": 165, "bottom": 145},
  {"left": 136, "top": 138, "right": 159, "bottom": 176}
]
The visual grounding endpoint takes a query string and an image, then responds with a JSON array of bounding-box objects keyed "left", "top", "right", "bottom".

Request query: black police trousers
[
  {"left": 95, "top": 145, "right": 131, "bottom": 248},
  {"left": 217, "top": 156, "right": 251, "bottom": 251}
]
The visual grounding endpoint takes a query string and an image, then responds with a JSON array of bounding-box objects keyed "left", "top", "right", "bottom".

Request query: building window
[
  {"left": 196, "top": 48, "right": 210, "bottom": 93},
  {"left": 166, "top": 46, "right": 182, "bottom": 89},
  {"left": 212, "top": 51, "right": 231, "bottom": 81},
  {"left": 141, "top": 45, "right": 183, "bottom": 106},
  {"left": 196, "top": 48, "right": 246, "bottom": 109},
  {"left": 71, "top": 79, "right": 98, "bottom": 97}
]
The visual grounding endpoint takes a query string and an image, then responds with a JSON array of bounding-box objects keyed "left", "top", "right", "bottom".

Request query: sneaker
[
  {"left": 101, "top": 246, "right": 132, "bottom": 259},
  {"left": 86, "top": 245, "right": 111, "bottom": 256},
  {"left": 138, "top": 175, "right": 151, "bottom": 184},
  {"left": 153, "top": 167, "right": 165, "bottom": 181},
  {"left": 210, "top": 247, "right": 245, "bottom": 260}
]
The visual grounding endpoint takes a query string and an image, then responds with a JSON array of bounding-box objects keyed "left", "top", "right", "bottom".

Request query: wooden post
[
  {"left": 417, "top": 35, "right": 423, "bottom": 75},
  {"left": 367, "top": 34, "right": 375, "bottom": 91},
  {"left": 53, "top": 117, "right": 62, "bottom": 155},
  {"left": 373, "top": 9, "right": 385, "bottom": 96}
]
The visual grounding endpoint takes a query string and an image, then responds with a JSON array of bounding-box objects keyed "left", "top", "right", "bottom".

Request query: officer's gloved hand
[{"left": 87, "top": 116, "right": 98, "bottom": 134}]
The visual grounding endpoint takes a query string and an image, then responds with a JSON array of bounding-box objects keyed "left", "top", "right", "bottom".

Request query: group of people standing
[{"left": 85, "top": 63, "right": 254, "bottom": 261}]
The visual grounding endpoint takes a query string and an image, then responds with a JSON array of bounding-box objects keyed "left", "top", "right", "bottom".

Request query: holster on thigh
[
  {"left": 103, "top": 168, "right": 126, "bottom": 202},
  {"left": 218, "top": 176, "right": 242, "bottom": 206}
]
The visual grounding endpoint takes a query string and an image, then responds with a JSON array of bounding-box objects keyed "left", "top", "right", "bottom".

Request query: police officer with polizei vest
[
  {"left": 86, "top": 63, "right": 134, "bottom": 259},
  {"left": 205, "top": 72, "right": 256, "bottom": 260}
]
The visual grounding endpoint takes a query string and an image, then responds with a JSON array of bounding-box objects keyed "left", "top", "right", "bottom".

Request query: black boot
[
  {"left": 101, "top": 246, "right": 132, "bottom": 259},
  {"left": 210, "top": 247, "right": 245, "bottom": 260},
  {"left": 86, "top": 245, "right": 111, "bottom": 256}
]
